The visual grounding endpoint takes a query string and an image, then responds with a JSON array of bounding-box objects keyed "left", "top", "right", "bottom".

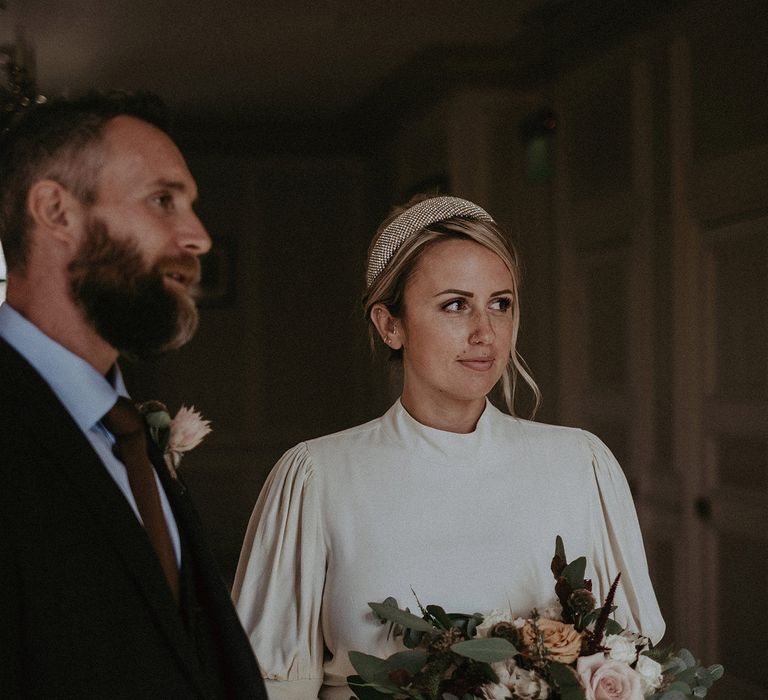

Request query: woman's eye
[
  {"left": 491, "top": 297, "right": 512, "bottom": 312},
  {"left": 442, "top": 299, "right": 467, "bottom": 312}
]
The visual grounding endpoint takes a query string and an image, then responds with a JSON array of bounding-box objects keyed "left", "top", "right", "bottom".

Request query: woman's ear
[
  {"left": 26, "top": 180, "right": 84, "bottom": 249},
  {"left": 370, "top": 303, "right": 403, "bottom": 350}
]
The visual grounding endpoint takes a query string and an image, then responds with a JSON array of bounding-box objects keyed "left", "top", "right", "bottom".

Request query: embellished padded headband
[{"left": 365, "top": 195, "right": 495, "bottom": 287}]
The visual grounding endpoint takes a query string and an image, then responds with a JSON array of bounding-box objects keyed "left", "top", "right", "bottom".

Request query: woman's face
[{"left": 396, "top": 238, "right": 515, "bottom": 424}]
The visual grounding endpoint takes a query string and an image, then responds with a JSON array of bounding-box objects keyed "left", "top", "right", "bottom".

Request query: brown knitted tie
[{"left": 103, "top": 397, "right": 179, "bottom": 603}]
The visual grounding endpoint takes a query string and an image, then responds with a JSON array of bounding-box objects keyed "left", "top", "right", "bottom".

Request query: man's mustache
[{"left": 155, "top": 254, "right": 202, "bottom": 289}]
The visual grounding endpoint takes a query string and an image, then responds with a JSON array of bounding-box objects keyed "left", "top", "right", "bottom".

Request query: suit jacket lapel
[
  {"left": 0, "top": 340, "right": 210, "bottom": 696},
  {"left": 149, "top": 433, "right": 266, "bottom": 698}
]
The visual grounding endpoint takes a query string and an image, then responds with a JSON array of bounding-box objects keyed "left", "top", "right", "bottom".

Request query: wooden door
[{"left": 554, "top": 4, "right": 767, "bottom": 698}]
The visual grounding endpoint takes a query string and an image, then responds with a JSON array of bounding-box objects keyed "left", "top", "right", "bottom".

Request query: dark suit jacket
[{"left": 0, "top": 338, "right": 268, "bottom": 699}]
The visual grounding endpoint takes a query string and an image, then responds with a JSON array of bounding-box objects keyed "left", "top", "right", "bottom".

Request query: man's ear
[
  {"left": 370, "top": 303, "right": 403, "bottom": 350},
  {"left": 26, "top": 180, "right": 84, "bottom": 247}
]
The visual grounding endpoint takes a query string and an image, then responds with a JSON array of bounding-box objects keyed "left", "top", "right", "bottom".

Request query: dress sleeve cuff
[{"left": 264, "top": 677, "right": 322, "bottom": 700}]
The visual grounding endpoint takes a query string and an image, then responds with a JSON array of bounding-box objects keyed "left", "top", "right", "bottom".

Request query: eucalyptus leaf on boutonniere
[{"left": 137, "top": 400, "right": 212, "bottom": 478}]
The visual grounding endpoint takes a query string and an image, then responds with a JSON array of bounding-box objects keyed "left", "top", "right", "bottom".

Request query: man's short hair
[{"left": 0, "top": 91, "right": 169, "bottom": 272}]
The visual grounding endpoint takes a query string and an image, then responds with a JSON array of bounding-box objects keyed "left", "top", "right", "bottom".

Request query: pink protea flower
[{"left": 165, "top": 405, "right": 212, "bottom": 472}]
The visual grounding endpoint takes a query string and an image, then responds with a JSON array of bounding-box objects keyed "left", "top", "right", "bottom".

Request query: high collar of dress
[{"left": 384, "top": 398, "right": 499, "bottom": 466}]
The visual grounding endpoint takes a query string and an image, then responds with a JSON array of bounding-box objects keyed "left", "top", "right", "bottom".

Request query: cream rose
[
  {"left": 520, "top": 618, "right": 582, "bottom": 664},
  {"left": 604, "top": 634, "right": 637, "bottom": 664},
  {"left": 485, "top": 659, "right": 515, "bottom": 699},
  {"left": 477, "top": 610, "right": 515, "bottom": 638},
  {"left": 510, "top": 666, "right": 551, "bottom": 699},
  {"left": 485, "top": 661, "right": 550, "bottom": 700},
  {"left": 577, "top": 653, "right": 644, "bottom": 700},
  {"left": 482, "top": 682, "right": 512, "bottom": 700},
  {"left": 635, "top": 655, "right": 663, "bottom": 692}
]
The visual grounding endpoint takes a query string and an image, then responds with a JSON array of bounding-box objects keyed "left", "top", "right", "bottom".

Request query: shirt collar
[{"left": 0, "top": 302, "right": 127, "bottom": 431}]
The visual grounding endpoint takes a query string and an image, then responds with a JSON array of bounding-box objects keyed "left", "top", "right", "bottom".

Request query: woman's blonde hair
[{"left": 362, "top": 194, "right": 540, "bottom": 417}]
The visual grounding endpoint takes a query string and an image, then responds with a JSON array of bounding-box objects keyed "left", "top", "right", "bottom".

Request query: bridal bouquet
[{"left": 347, "top": 537, "right": 722, "bottom": 700}]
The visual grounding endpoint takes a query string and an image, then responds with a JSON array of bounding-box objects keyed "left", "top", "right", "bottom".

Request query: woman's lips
[{"left": 459, "top": 357, "right": 495, "bottom": 371}]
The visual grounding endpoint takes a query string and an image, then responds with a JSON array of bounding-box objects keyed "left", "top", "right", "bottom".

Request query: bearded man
[{"left": 0, "top": 93, "right": 267, "bottom": 699}]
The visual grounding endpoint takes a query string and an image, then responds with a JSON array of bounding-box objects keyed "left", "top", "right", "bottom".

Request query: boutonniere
[{"left": 137, "top": 400, "right": 212, "bottom": 479}]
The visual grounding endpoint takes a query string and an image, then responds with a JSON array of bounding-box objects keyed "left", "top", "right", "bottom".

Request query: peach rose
[
  {"left": 520, "top": 618, "right": 582, "bottom": 664},
  {"left": 576, "top": 653, "right": 644, "bottom": 700}
]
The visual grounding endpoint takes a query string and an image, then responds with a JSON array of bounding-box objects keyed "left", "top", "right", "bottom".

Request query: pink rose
[{"left": 576, "top": 653, "right": 644, "bottom": 700}]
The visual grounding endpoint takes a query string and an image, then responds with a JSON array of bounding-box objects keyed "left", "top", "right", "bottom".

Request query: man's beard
[{"left": 68, "top": 217, "right": 201, "bottom": 360}]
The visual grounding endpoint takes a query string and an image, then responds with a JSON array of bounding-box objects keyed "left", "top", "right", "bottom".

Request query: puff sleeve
[
  {"left": 583, "top": 431, "right": 666, "bottom": 644},
  {"left": 232, "top": 443, "right": 326, "bottom": 700}
]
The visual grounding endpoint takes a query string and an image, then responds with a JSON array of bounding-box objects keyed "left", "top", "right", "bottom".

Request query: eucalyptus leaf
[
  {"left": 603, "top": 618, "right": 624, "bottom": 635},
  {"left": 466, "top": 617, "right": 478, "bottom": 638},
  {"left": 693, "top": 667, "right": 713, "bottom": 689},
  {"left": 677, "top": 649, "right": 696, "bottom": 667},
  {"left": 657, "top": 691, "right": 688, "bottom": 700},
  {"left": 369, "top": 602, "right": 434, "bottom": 632},
  {"left": 664, "top": 656, "right": 687, "bottom": 675},
  {"left": 347, "top": 675, "right": 395, "bottom": 699},
  {"left": 381, "top": 650, "right": 428, "bottom": 676},
  {"left": 676, "top": 667, "right": 697, "bottom": 686},
  {"left": 666, "top": 680, "right": 692, "bottom": 693},
  {"left": 555, "top": 535, "right": 567, "bottom": 563},
  {"left": 560, "top": 686, "right": 588, "bottom": 700},
  {"left": 549, "top": 661, "right": 586, "bottom": 700},
  {"left": 446, "top": 612, "right": 479, "bottom": 621},
  {"left": 369, "top": 598, "right": 402, "bottom": 624},
  {"left": 426, "top": 605, "right": 451, "bottom": 630},
  {"left": 562, "top": 556, "right": 587, "bottom": 590},
  {"left": 450, "top": 637, "right": 517, "bottom": 662},
  {"left": 348, "top": 652, "right": 392, "bottom": 684},
  {"left": 707, "top": 664, "right": 724, "bottom": 681},
  {"left": 403, "top": 627, "right": 424, "bottom": 648},
  {"left": 144, "top": 410, "right": 171, "bottom": 429},
  {"left": 467, "top": 660, "right": 499, "bottom": 684},
  {"left": 350, "top": 649, "right": 427, "bottom": 687}
]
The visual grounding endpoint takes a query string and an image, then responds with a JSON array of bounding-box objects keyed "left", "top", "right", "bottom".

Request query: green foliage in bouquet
[
  {"left": 349, "top": 595, "right": 517, "bottom": 699},
  {"left": 645, "top": 648, "right": 723, "bottom": 700},
  {"left": 347, "top": 537, "right": 724, "bottom": 700}
]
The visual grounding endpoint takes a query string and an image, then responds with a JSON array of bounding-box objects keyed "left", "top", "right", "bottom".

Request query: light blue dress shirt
[{"left": 0, "top": 302, "right": 181, "bottom": 565}]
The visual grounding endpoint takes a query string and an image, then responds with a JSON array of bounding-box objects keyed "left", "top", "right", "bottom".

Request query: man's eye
[{"left": 153, "top": 193, "right": 174, "bottom": 209}]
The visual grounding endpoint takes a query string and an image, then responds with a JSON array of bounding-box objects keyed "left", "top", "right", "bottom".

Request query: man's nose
[{"left": 178, "top": 213, "right": 212, "bottom": 256}]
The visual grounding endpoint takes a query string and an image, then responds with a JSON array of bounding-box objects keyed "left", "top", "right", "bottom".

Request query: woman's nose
[{"left": 469, "top": 312, "right": 495, "bottom": 345}]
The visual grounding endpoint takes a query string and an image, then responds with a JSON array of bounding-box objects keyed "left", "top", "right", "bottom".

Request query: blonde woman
[{"left": 233, "top": 195, "right": 664, "bottom": 700}]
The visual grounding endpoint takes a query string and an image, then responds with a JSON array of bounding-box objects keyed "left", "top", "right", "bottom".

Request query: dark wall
[{"left": 123, "top": 139, "right": 392, "bottom": 581}]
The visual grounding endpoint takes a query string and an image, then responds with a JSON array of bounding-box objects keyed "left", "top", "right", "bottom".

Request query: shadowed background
[{"left": 1, "top": 2, "right": 765, "bottom": 697}]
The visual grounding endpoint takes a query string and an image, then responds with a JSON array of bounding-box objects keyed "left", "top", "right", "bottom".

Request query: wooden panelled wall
[
  {"left": 552, "top": 4, "right": 767, "bottom": 698},
  {"left": 121, "top": 3, "right": 764, "bottom": 697},
  {"left": 123, "top": 152, "right": 390, "bottom": 584},
  {"left": 385, "top": 3, "right": 766, "bottom": 698}
]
